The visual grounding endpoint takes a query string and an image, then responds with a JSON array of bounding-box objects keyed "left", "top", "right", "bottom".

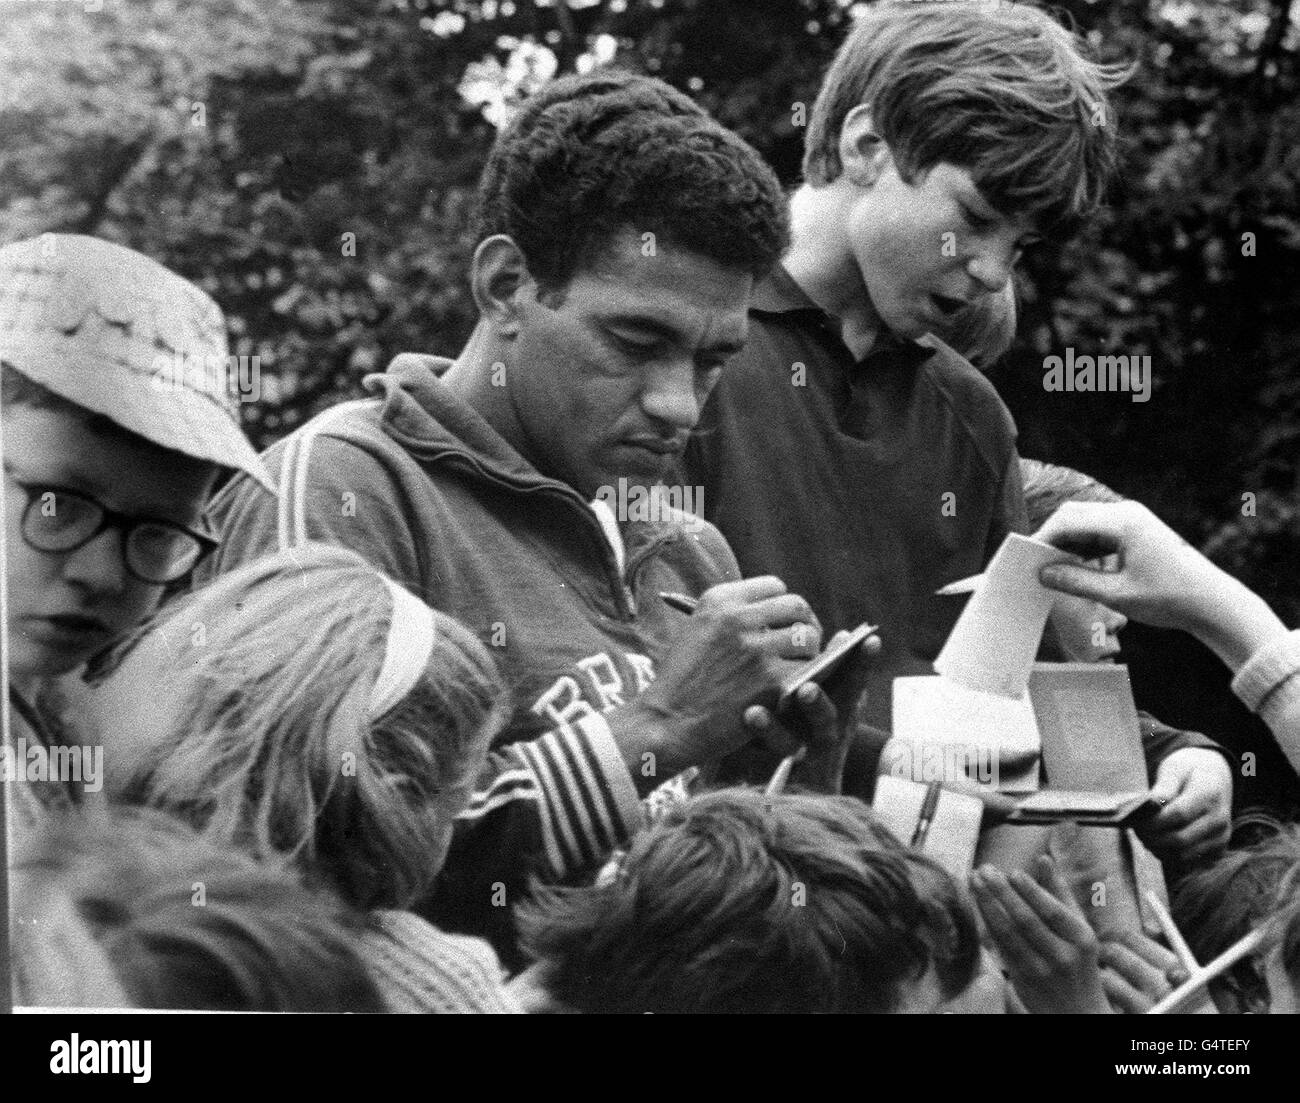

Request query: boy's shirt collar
[{"left": 751, "top": 263, "right": 935, "bottom": 371}]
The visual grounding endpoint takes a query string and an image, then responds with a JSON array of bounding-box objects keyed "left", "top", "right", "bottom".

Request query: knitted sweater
[
  {"left": 359, "top": 911, "right": 520, "bottom": 1014},
  {"left": 1232, "top": 628, "right": 1300, "bottom": 779}
]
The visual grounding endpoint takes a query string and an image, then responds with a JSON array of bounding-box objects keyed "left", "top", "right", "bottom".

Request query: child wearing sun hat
[{"left": 1, "top": 233, "right": 270, "bottom": 820}]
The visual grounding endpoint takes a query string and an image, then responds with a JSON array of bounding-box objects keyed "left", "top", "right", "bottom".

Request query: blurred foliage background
[{"left": 3, "top": 0, "right": 1299, "bottom": 803}]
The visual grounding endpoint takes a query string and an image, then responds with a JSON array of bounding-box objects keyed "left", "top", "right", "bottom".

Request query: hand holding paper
[
  {"left": 895, "top": 534, "right": 1154, "bottom": 821},
  {"left": 935, "top": 533, "right": 1080, "bottom": 699}
]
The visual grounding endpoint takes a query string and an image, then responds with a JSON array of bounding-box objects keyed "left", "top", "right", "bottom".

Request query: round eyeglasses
[{"left": 10, "top": 478, "right": 218, "bottom": 585}]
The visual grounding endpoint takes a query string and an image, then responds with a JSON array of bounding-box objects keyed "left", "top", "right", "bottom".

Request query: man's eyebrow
[
  {"left": 704, "top": 338, "right": 746, "bottom": 358},
  {"left": 605, "top": 315, "right": 746, "bottom": 355},
  {"left": 601, "top": 313, "right": 681, "bottom": 338}
]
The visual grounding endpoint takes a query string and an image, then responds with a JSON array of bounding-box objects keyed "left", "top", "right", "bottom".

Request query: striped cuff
[
  {"left": 515, "top": 714, "right": 645, "bottom": 879},
  {"left": 1231, "top": 629, "right": 1300, "bottom": 714}
]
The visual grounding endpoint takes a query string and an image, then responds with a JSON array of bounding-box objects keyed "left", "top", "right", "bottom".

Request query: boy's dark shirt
[
  {"left": 1138, "top": 710, "right": 1229, "bottom": 781},
  {"left": 682, "top": 264, "right": 1028, "bottom": 786}
]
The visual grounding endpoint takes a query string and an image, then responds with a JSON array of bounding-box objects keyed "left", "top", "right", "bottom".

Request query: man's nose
[
  {"left": 639, "top": 360, "right": 701, "bottom": 430},
  {"left": 61, "top": 527, "right": 131, "bottom": 595}
]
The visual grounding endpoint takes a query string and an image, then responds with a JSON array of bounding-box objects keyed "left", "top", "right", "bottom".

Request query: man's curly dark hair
[{"left": 474, "top": 69, "right": 789, "bottom": 291}]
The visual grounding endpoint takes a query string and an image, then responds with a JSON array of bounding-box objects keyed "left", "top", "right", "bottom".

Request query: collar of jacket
[{"left": 364, "top": 353, "right": 682, "bottom": 615}]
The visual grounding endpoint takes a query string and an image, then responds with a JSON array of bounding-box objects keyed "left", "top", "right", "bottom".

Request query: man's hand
[
  {"left": 611, "top": 576, "right": 825, "bottom": 789},
  {"left": 744, "top": 629, "right": 883, "bottom": 794},
  {"left": 971, "top": 855, "right": 1112, "bottom": 1014},
  {"left": 1135, "top": 747, "right": 1233, "bottom": 865}
]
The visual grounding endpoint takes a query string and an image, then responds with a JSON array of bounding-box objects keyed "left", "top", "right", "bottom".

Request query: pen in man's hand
[{"left": 659, "top": 592, "right": 700, "bottom": 615}]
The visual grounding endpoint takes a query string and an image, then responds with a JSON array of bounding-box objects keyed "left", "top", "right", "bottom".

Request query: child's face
[
  {"left": 3, "top": 405, "right": 217, "bottom": 686},
  {"left": 842, "top": 156, "right": 1038, "bottom": 340},
  {"left": 1049, "top": 587, "right": 1128, "bottom": 664}
]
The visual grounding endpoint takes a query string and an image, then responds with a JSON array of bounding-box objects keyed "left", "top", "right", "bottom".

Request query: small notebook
[
  {"left": 1014, "top": 663, "right": 1154, "bottom": 828},
  {"left": 891, "top": 675, "right": 1040, "bottom": 793},
  {"left": 872, "top": 775, "right": 985, "bottom": 879},
  {"left": 1029, "top": 662, "right": 1148, "bottom": 791},
  {"left": 1005, "top": 789, "right": 1156, "bottom": 826}
]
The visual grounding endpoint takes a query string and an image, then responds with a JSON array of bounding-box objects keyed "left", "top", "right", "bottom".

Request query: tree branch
[{"left": 68, "top": 133, "right": 152, "bottom": 235}]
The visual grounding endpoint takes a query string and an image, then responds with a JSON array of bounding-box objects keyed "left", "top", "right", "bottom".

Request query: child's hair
[
  {"left": 516, "top": 787, "right": 979, "bottom": 1013},
  {"left": 804, "top": 2, "right": 1130, "bottom": 231},
  {"left": 1282, "top": 896, "right": 1300, "bottom": 1003},
  {"left": 1172, "top": 818, "right": 1300, "bottom": 1013},
  {"left": 2, "top": 362, "right": 146, "bottom": 446},
  {"left": 115, "top": 543, "right": 508, "bottom": 911},
  {"left": 12, "top": 806, "right": 385, "bottom": 1011},
  {"left": 1020, "top": 457, "right": 1123, "bottom": 531}
]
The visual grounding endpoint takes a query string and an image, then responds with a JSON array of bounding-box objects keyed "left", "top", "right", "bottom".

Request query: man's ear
[
  {"left": 838, "top": 104, "right": 892, "bottom": 188},
  {"left": 470, "top": 234, "right": 531, "bottom": 335}
]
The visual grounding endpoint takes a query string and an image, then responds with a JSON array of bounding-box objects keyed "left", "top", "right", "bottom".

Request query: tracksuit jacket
[{"left": 198, "top": 354, "right": 741, "bottom": 960}]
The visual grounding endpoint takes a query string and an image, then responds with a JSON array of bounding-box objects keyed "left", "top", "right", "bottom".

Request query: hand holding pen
[
  {"left": 661, "top": 591, "right": 879, "bottom": 794},
  {"left": 606, "top": 577, "right": 828, "bottom": 790}
]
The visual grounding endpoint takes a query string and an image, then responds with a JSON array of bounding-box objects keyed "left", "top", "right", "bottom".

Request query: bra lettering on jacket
[{"left": 530, "top": 651, "right": 656, "bottom": 731}]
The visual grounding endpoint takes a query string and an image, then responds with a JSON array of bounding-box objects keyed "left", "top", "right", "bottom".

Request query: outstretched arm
[{"left": 1034, "top": 500, "right": 1300, "bottom": 776}]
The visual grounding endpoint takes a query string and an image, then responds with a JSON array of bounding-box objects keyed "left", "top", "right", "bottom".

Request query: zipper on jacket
[
  {"left": 421, "top": 446, "right": 644, "bottom": 621},
  {"left": 382, "top": 378, "right": 651, "bottom": 619}
]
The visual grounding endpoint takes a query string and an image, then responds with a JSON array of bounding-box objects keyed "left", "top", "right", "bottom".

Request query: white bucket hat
[{"left": 0, "top": 234, "right": 273, "bottom": 491}]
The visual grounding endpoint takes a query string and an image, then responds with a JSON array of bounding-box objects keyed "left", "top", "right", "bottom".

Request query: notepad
[
  {"left": 1005, "top": 790, "right": 1156, "bottom": 826},
  {"left": 891, "top": 675, "right": 1041, "bottom": 793},
  {"left": 1028, "top": 662, "right": 1148, "bottom": 792},
  {"left": 934, "top": 533, "right": 1079, "bottom": 699},
  {"left": 872, "top": 775, "right": 985, "bottom": 879}
]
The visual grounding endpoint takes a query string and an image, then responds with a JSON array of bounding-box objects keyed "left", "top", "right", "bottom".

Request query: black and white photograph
[{"left": 1, "top": 0, "right": 1298, "bottom": 1073}]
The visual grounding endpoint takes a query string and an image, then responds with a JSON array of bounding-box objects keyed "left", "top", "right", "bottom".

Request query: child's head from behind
[
  {"left": 1, "top": 234, "right": 269, "bottom": 686},
  {"left": 1173, "top": 820, "right": 1300, "bottom": 1014},
  {"left": 1022, "top": 459, "right": 1127, "bottom": 662},
  {"left": 517, "top": 787, "right": 980, "bottom": 1013},
  {"left": 1269, "top": 896, "right": 1300, "bottom": 1014},
  {"left": 12, "top": 806, "right": 384, "bottom": 1011},
  {"left": 87, "top": 543, "right": 508, "bottom": 910}
]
